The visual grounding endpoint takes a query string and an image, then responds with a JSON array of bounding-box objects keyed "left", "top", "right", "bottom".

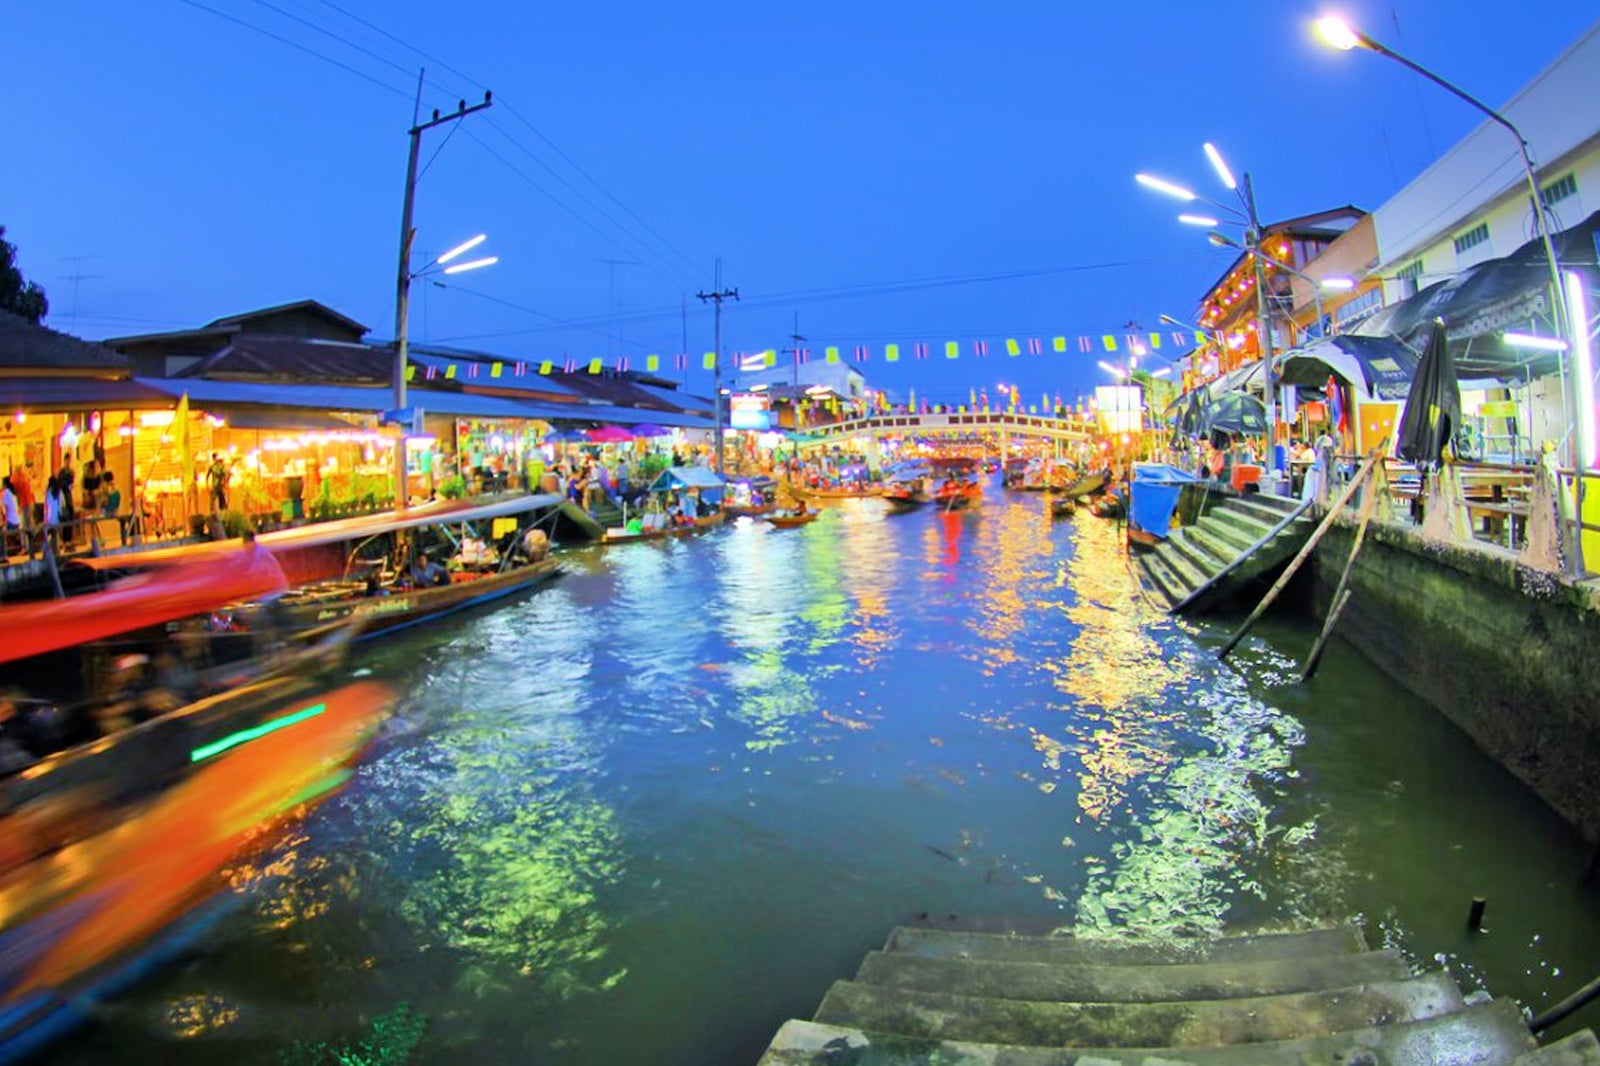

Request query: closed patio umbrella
[{"left": 1396, "top": 320, "right": 1460, "bottom": 468}]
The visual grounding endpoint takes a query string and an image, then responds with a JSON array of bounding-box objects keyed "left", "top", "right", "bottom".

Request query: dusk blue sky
[{"left": 4, "top": 2, "right": 1595, "bottom": 408}]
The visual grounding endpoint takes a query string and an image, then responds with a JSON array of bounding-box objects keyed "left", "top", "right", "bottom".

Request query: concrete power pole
[
  {"left": 697, "top": 263, "right": 738, "bottom": 476},
  {"left": 392, "top": 72, "right": 491, "bottom": 509}
]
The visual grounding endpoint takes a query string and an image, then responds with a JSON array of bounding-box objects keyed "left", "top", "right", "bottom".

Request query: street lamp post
[
  {"left": 1138, "top": 144, "right": 1285, "bottom": 484},
  {"left": 1207, "top": 232, "right": 1355, "bottom": 347},
  {"left": 1315, "top": 17, "right": 1570, "bottom": 413}
]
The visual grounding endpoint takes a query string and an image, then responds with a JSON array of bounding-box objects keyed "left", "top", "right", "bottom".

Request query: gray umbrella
[
  {"left": 1396, "top": 320, "right": 1460, "bottom": 467},
  {"left": 1200, "top": 391, "right": 1268, "bottom": 437}
]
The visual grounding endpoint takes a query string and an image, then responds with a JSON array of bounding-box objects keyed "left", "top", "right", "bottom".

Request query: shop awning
[
  {"left": 215, "top": 408, "right": 361, "bottom": 431},
  {"left": 135, "top": 378, "right": 582, "bottom": 422},
  {"left": 1277, "top": 334, "right": 1420, "bottom": 402},
  {"left": 0, "top": 376, "right": 175, "bottom": 412}
]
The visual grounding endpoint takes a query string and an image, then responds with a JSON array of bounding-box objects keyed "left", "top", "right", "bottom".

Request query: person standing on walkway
[
  {"left": 55, "top": 456, "right": 76, "bottom": 545},
  {"left": 207, "top": 453, "right": 229, "bottom": 511},
  {"left": 1, "top": 477, "right": 19, "bottom": 558}
]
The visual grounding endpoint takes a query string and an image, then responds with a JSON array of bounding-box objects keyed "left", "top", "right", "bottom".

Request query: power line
[
  {"left": 174, "top": 0, "right": 412, "bottom": 101},
  {"left": 309, "top": 0, "right": 705, "bottom": 284}
]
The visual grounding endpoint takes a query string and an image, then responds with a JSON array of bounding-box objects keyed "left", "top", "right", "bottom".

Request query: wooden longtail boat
[
  {"left": 763, "top": 512, "right": 818, "bottom": 529},
  {"left": 883, "top": 491, "right": 932, "bottom": 512},
  {"left": 0, "top": 679, "right": 395, "bottom": 1063},
  {"left": 601, "top": 512, "right": 726, "bottom": 545},
  {"left": 1058, "top": 471, "right": 1108, "bottom": 500}
]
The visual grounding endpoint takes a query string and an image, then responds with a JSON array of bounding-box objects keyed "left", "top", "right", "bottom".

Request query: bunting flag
[{"left": 391, "top": 323, "right": 1225, "bottom": 386}]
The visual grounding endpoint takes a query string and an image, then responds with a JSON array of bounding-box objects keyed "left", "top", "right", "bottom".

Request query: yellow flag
[
  {"left": 445, "top": 363, "right": 458, "bottom": 379},
  {"left": 491, "top": 362, "right": 503, "bottom": 378},
  {"left": 945, "top": 341, "right": 959, "bottom": 359},
  {"left": 885, "top": 343, "right": 899, "bottom": 362},
  {"left": 1102, "top": 335, "right": 1117, "bottom": 352},
  {"left": 1005, "top": 338, "right": 1020, "bottom": 356},
  {"left": 825, "top": 346, "right": 840, "bottom": 364},
  {"left": 702, "top": 352, "right": 717, "bottom": 370},
  {"left": 646, "top": 354, "right": 660, "bottom": 372},
  {"left": 763, "top": 349, "right": 777, "bottom": 367},
  {"left": 175, "top": 392, "right": 193, "bottom": 514},
  {"left": 539, "top": 360, "right": 553, "bottom": 375},
  {"left": 1053, "top": 337, "right": 1067, "bottom": 352},
  {"left": 1148, "top": 334, "right": 1161, "bottom": 350},
  {"left": 405, "top": 365, "right": 416, "bottom": 382}
]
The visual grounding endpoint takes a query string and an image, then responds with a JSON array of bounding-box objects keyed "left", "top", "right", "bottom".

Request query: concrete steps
[
  {"left": 757, "top": 922, "right": 1590, "bottom": 1066},
  {"left": 1132, "top": 492, "right": 1312, "bottom": 613}
]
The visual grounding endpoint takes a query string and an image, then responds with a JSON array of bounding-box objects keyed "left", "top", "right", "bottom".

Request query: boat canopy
[
  {"left": 76, "top": 494, "right": 565, "bottom": 571},
  {"left": 648, "top": 467, "right": 726, "bottom": 492},
  {"left": 0, "top": 545, "right": 290, "bottom": 665}
]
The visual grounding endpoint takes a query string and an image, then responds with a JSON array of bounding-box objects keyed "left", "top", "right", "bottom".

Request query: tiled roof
[{"left": 0, "top": 310, "right": 129, "bottom": 370}]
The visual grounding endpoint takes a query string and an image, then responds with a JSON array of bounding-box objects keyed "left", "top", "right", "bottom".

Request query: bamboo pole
[
  {"left": 1217, "top": 445, "right": 1386, "bottom": 661},
  {"left": 1300, "top": 459, "right": 1386, "bottom": 681}
]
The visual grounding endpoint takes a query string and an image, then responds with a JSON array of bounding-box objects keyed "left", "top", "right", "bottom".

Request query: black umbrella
[
  {"left": 1200, "top": 391, "right": 1267, "bottom": 436},
  {"left": 1396, "top": 320, "right": 1460, "bottom": 467}
]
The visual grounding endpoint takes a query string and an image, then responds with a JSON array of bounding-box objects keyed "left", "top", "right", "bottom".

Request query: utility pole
[
  {"left": 696, "top": 262, "right": 738, "bottom": 476},
  {"left": 781, "top": 313, "right": 806, "bottom": 390},
  {"left": 1241, "top": 173, "right": 1280, "bottom": 485},
  {"left": 393, "top": 70, "right": 491, "bottom": 509}
]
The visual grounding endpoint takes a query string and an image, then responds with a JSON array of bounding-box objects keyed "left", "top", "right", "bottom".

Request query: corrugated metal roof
[{"left": 134, "top": 377, "right": 580, "bottom": 421}]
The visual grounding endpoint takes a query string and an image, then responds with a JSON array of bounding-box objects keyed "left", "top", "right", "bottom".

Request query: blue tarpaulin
[{"left": 1129, "top": 462, "right": 1201, "bottom": 540}]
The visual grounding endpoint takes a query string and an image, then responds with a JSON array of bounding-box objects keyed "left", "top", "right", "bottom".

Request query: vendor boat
[
  {"left": 882, "top": 490, "right": 932, "bottom": 512},
  {"left": 933, "top": 480, "right": 983, "bottom": 511},
  {"left": 764, "top": 511, "right": 819, "bottom": 529},
  {"left": 602, "top": 511, "right": 726, "bottom": 545},
  {"left": 791, "top": 483, "right": 884, "bottom": 500},
  {"left": 1050, "top": 497, "right": 1077, "bottom": 519},
  {"left": 1058, "top": 470, "right": 1109, "bottom": 501}
]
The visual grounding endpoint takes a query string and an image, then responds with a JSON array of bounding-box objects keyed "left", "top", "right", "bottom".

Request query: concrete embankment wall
[{"left": 1311, "top": 523, "right": 1600, "bottom": 842}]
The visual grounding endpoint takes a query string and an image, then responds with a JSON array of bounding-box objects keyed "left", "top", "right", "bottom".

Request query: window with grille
[
  {"left": 1396, "top": 259, "right": 1424, "bottom": 297},
  {"left": 1541, "top": 173, "right": 1577, "bottom": 207},
  {"left": 1453, "top": 223, "right": 1490, "bottom": 255}
]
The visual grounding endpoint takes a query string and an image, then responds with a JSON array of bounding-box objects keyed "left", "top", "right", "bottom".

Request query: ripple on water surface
[{"left": 53, "top": 491, "right": 1600, "bottom": 1065}]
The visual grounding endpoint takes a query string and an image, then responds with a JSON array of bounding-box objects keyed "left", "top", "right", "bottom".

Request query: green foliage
[
  {"left": 0, "top": 226, "right": 48, "bottom": 324},
  {"left": 637, "top": 453, "right": 668, "bottom": 481},
  {"left": 220, "top": 509, "right": 251, "bottom": 537},
  {"left": 438, "top": 474, "right": 467, "bottom": 499}
]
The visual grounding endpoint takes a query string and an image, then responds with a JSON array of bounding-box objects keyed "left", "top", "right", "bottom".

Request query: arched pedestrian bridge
[{"left": 794, "top": 410, "right": 1097, "bottom": 448}]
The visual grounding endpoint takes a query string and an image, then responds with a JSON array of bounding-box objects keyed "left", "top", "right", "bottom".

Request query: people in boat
[
  {"left": 794, "top": 499, "right": 808, "bottom": 516},
  {"left": 409, "top": 551, "right": 451, "bottom": 588},
  {"left": 518, "top": 526, "right": 551, "bottom": 562}
]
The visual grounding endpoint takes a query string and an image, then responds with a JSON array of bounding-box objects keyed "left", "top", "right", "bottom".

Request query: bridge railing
[{"left": 798, "top": 411, "right": 1096, "bottom": 441}]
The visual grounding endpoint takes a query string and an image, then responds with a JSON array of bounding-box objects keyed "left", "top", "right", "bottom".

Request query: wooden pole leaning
[
  {"left": 1299, "top": 456, "right": 1388, "bottom": 681},
  {"left": 1217, "top": 445, "right": 1387, "bottom": 661}
]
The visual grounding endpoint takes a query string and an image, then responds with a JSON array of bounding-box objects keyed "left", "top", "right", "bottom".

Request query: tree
[{"left": 0, "top": 226, "right": 49, "bottom": 324}]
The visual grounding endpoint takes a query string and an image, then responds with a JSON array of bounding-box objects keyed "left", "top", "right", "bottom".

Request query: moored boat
[
  {"left": 602, "top": 512, "right": 726, "bottom": 545},
  {"left": 763, "top": 511, "right": 818, "bottom": 528}
]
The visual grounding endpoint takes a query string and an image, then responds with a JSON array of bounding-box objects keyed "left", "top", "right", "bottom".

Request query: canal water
[{"left": 58, "top": 488, "right": 1600, "bottom": 1064}]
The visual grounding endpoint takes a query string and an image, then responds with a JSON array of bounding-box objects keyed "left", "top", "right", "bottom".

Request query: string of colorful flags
[{"left": 404, "top": 329, "right": 1213, "bottom": 381}]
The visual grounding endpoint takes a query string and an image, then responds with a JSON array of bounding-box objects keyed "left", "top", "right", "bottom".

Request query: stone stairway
[
  {"left": 1137, "top": 492, "right": 1312, "bottom": 614},
  {"left": 758, "top": 923, "right": 1600, "bottom": 1065}
]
